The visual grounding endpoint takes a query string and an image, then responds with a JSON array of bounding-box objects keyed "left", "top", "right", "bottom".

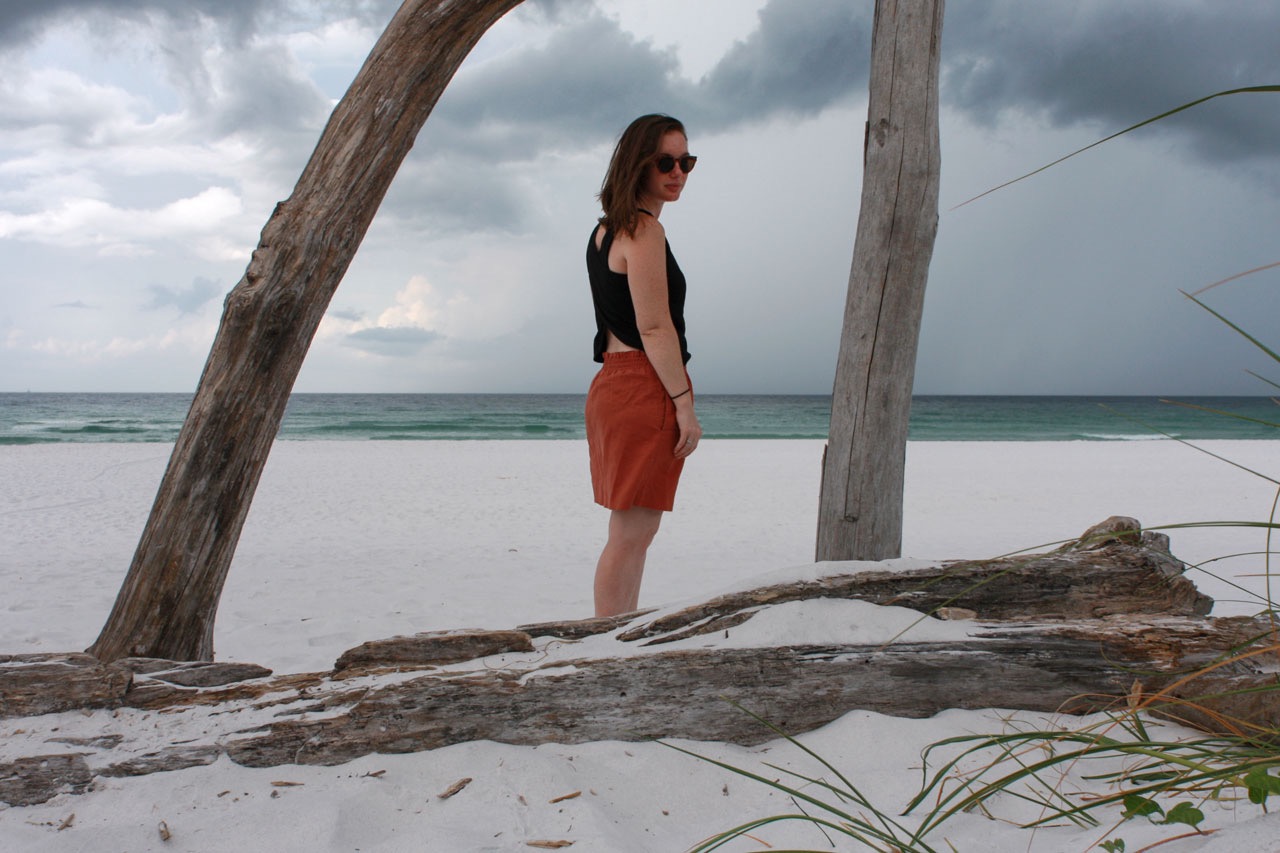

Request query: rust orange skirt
[{"left": 585, "top": 351, "right": 688, "bottom": 511}]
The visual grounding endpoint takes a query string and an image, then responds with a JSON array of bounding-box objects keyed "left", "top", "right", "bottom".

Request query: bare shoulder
[
  {"left": 634, "top": 212, "right": 665, "bottom": 239},
  {"left": 611, "top": 214, "right": 664, "bottom": 261},
  {"left": 627, "top": 214, "right": 666, "bottom": 251}
]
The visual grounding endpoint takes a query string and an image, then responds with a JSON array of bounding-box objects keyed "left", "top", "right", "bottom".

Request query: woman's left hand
[{"left": 673, "top": 401, "right": 701, "bottom": 459}]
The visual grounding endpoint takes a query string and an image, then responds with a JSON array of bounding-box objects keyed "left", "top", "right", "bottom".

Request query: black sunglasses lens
[{"left": 655, "top": 155, "right": 696, "bottom": 174}]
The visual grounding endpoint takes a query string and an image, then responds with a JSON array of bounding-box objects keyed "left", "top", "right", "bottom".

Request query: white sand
[{"left": 2, "top": 439, "right": 1278, "bottom": 851}]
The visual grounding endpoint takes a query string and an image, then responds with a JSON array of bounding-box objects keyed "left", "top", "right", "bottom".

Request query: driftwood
[
  {"left": 818, "top": 0, "right": 944, "bottom": 561},
  {"left": 88, "top": 0, "right": 526, "bottom": 664},
  {"left": 3, "top": 518, "right": 1277, "bottom": 806},
  {"left": 0, "top": 654, "right": 131, "bottom": 718},
  {"left": 612, "top": 524, "right": 1209, "bottom": 645}
]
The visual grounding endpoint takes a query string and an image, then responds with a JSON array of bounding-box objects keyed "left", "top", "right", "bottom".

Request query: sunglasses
[{"left": 654, "top": 154, "right": 698, "bottom": 174}]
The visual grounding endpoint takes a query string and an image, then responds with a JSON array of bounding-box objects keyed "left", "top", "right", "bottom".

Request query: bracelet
[{"left": 670, "top": 388, "right": 691, "bottom": 401}]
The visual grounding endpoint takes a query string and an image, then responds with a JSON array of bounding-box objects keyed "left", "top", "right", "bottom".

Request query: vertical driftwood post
[
  {"left": 89, "top": 0, "right": 525, "bottom": 663},
  {"left": 816, "top": 0, "right": 943, "bottom": 562}
]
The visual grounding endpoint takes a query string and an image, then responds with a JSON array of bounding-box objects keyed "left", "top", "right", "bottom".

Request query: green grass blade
[
  {"left": 1190, "top": 260, "right": 1280, "bottom": 297},
  {"left": 910, "top": 731, "right": 1129, "bottom": 831},
  {"left": 1183, "top": 291, "right": 1280, "bottom": 366},
  {"left": 688, "top": 813, "right": 905, "bottom": 853},
  {"left": 1023, "top": 756, "right": 1280, "bottom": 828},
  {"left": 1154, "top": 521, "right": 1279, "bottom": 532},
  {"left": 952, "top": 85, "right": 1280, "bottom": 209},
  {"left": 659, "top": 739, "right": 935, "bottom": 852},
  {"left": 909, "top": 727, "right": 1277, "bottom": 835},
  {"left": 1158, "top": 398, "right": 1279, "bottom": 430},
  {"left": 725, "top": 701, "right": 866, "bottom": 798},
  {"left": 1244, "top": 370, "right": 1280, "bottom": 393},
  {"left": 719, "top": 699, "right": 940, "bottom": 844},
  {"left": 1096, "top": 403, "right": 1280, "bottom": 485}
]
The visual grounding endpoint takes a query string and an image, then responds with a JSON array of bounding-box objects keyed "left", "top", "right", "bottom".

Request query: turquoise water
[{"left": 0, "top": 393, "right": 1276, "bottom": 445}]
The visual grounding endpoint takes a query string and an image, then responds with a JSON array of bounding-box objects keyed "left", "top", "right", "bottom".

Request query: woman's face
[{"left": 641, "top": 130, "right": 691, "bottom": 205}]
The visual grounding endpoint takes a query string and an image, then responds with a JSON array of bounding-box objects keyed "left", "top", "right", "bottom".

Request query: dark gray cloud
[
  {"left": 6, "top": 0, "right": 1276, "bottom": 176},
  {"left": 326, "top": 307, "right": 365, "bottom": 322},
  {"left": 943, "top": 0, "right": 1280, "bottom": 168},
  {"left": 4, "top": 0, "right": 1275, "bottom": 246},
  {"left": 307, "top": 0, "right": 402, "bottom": 31},
  {"left": 144, "top": 277, "right": 221, "bottom": 314},
  {"left": 377, "top": 158, "right": 531, "bottom": 235},
  {"left": 423, "top": 10, "right": 687, "bottom": 160},
  {"left": 0, "top": 0, "right": 275, "bottom": 48},
  {"left": 198, "top": 43, "right": 333, "bottom": 155},
  {"left": 344, "top": 325, "right": 441, "bottom": 356},
  {"left": 697, "top": 0, "right": 871, "bottom": 131},
  {"left": 408, "top": 0, "right": 871, "bottom": 231},
  {"left": 424, "top": 0, "right": 1279, "bottom": 178},
  {"left": 428, "top": 0, "right": 871, "bottom": 158}
]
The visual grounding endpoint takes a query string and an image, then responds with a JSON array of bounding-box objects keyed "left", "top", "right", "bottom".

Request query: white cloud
[
  {"left": 0, "top": 66, "right": 148, "bottom": 141},
  {"left": 375, "top": 275, "right": 439, "bottom": 330},
  {"left": 283, "top": 16, "right": 379, "bottom": 91},
  {"left": 604, "top": 0, "right": 769, "bottom": 80},
  {"left": 0, "top": 186, "right": 241, "bottom": 256},
  {"left": 159, "top": 187, "right": 242, "bottom": 232},
  {"left": 317, "top": 276, "right": 446, "bottom": 359},
  {"left": 26, "top": 323, "right": 211, "bottom": 362}
]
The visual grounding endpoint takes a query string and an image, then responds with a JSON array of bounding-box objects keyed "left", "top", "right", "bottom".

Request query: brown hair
[{"left": 597, "top": 114, "right": 687, "bottom": 238}]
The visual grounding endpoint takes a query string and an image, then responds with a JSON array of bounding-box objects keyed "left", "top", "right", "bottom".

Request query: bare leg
[{"left": 594, "top": 507, "right": 663, "bottom": 617}]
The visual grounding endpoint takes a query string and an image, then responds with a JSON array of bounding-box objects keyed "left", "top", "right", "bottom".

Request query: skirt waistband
[{"left": 600, "top": 350, "right": 649, "bottom": 364}]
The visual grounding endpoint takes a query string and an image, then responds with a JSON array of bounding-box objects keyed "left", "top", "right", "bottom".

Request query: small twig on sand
[{"left": 438, "top": 777, "right": 473, "bottom": 799}]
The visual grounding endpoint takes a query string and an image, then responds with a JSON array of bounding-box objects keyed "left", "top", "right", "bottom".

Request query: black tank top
[{"left": 586, "top": 224, "right": 690, "bottom": 364}]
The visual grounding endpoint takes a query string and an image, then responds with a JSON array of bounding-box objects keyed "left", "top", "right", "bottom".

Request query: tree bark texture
[
  {"left": 817, "top": 0, "right": 943, "bottom": 561},
  {"left": 88, "top": 0, "right": 525, "bottom": 663}
]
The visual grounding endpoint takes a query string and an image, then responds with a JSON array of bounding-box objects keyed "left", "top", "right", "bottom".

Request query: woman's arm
[{"left": 620, "top": 218, "right": 702, "bottom": 458}]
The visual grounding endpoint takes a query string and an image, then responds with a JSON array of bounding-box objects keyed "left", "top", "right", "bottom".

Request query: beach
[{"left": 3, "top": 438, "right": 1279, "bottom": 851}]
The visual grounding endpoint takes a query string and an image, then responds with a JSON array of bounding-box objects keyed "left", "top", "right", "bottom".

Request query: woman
[{"left": 585, "top": 113, "right": 702, "bottom": 618}]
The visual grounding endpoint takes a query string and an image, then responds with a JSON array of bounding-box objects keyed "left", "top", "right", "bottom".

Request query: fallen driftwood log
[{"left": 2, "top": 517, "right": 1276, "bottom": 806}]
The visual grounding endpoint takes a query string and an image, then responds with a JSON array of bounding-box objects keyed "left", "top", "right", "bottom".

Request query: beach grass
[
  {"left": 678, "top": 298, "right": 1279, "bottom": 852},
  {"left": 677, "top": 575, "right": 1279, "bottom": 851}
]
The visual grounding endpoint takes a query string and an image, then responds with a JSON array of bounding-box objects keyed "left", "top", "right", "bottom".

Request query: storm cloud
[
  {"left": 0, "top": 0, "right": 276, "bottom": 48},
  {"left": 943, "top": 0, "right": 1280, "bottom": 168},
  {"left": 1, "top": 1, "right": 1277, "bottom": 394}
]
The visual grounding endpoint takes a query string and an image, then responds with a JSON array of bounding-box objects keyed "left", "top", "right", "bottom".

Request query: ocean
[{"left": 0, "top": 393, "right": 1276, "bottom": 445}]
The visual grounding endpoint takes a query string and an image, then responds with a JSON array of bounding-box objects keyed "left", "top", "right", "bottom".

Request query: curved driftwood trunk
[
  {"left": 89, "top": 0, "right": 525, "bottom": 663},
  {"left": 816, "top": 0, "right": 943, "bottom": 561}
]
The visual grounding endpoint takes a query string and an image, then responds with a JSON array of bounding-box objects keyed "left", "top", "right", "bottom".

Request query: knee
[
  {"left": 608, "top": 510, "right": 662, "bottom": 552},
  {"left": 610, "top": 526, "right": 658, "bottom": 553}
]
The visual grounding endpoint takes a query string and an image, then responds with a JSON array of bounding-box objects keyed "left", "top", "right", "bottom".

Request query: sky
[{"left": 1, "top": 0, "right": 1277, "bottom": 396}]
